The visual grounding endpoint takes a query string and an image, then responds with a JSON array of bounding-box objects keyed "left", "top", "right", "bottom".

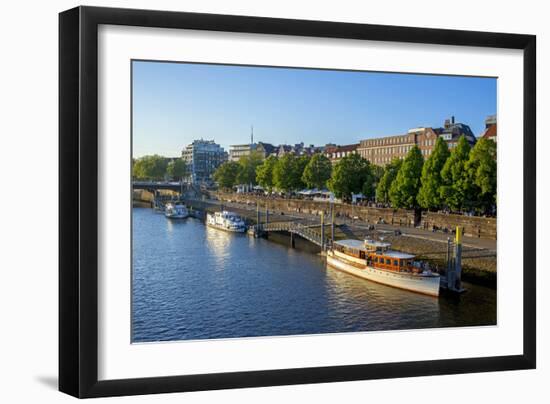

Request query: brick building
[
  {"left": 358, "top": 128, "right": 439, "bottom": 166},
  {"left": 358, "top": 117, "right": 477, "bottom": 166}
]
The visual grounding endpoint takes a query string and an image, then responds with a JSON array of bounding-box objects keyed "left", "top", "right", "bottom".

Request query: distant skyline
[{"left": 132, "top": 60, "right": 497, "bottom": 158}]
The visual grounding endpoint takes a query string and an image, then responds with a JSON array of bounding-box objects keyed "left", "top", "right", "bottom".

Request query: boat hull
[
  {"left": 206, "top": 223, "right": 246, "bottom": 233},
  {"left": 165, "top": 213, "right": 189, "bottom": 219},
  {"left": 327, "top": 252, "right": 440, "bottom": 297}
]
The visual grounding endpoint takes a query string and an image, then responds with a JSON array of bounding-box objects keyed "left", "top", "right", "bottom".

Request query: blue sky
[{"left": 132, "top": 60, "right": 496, "bottom": 157}]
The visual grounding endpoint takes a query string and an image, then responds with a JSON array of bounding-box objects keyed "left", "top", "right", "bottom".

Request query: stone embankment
[{"left": 211, "top": 192, "right": 497, "bottom": 240}]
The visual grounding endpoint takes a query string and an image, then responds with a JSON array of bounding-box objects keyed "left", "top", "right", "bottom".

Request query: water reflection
[
  {"left": 132, "top": 208, "right": 495, "bottom": 342},
  {"left": 324, "top": 264, "right": 440, "bottom": 332},
  {"left": 204, "top": 225, "right": 234, "bottom": 269}
]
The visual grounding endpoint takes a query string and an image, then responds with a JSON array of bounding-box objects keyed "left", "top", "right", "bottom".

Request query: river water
[{"left": 132, "top": 207, "right": 496, "bottom": 343}]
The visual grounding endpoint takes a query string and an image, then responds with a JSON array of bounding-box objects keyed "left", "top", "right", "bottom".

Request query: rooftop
[{"left": 482, "top": 123, "right": 497, "bottom": 139}]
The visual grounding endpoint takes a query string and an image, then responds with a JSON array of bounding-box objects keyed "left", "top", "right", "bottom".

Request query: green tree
[
  {"left": 273, "top": 154, "right": 299, "bottom": 192},
  {"left": 213, "top": 161, "right": 240, "bottom": 189},
  {"left": 440, "top": 135, "right": 474, "bottom": 212},
  {"left": 166, "top": 158, "right": 188, "bottom": 181},
  {"left": 328, "top": 153, "right": 373, "bottom": 202},
  {"left": 294, "top": 155, "right": 311, "bottom": 190},
  {"left": 371, "top": 165, "right": 385, "bottom": 186},
  {"left": 466, "top": 138, "right": 497, "bottom": 213},
  {"left": 132, "top": 155, "right": 168, "bottom": 180},
  {"left": 389, "top": 146, "right": 424, "bottom": 209},
  {"left": 256, "top": 155, "right": 278, "bottom": 192},
  {"left": 361, "top": 170, "right": 376, "bottom": 199},
  {"left": 301, "top": 153, "right": 332, "bottom": 189},
  {"left": 236, "top": 151, "right": 264, "bottom": 185},
  {"left": 417, "top": 137, "right": 450, "bottom": 210},
  {"left": 376, "top": 158, "right": 402, "bottom": 203}
]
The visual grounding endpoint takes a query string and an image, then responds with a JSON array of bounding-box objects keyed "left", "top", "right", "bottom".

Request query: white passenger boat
[
  {"left": 327, "top": 239, "right": 440, "bottom": 297},
  {"left": 164, "top": 203, "right": 189, "bottom": 219},
  {"left": 206, "top": 211, "right": 246, "bottom": 233}
]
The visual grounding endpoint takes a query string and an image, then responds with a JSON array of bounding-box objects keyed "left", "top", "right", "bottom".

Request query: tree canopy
[
  {"left": 371, "top": 165, "right": 385, "bottom": 186},
  {"left": 389, "top": 146, "right": 424, "bottom": 209},
  {"left": 236, "top": 151, "right": 264, "bottom": 185},
  {"left": 301, "top": 153, "right": 332, "bottom": 189},
  {"left": 466, "top": 138, "right": 497, "bottom": 213},
  {"left": 294, "top": 155, "right": 311, "bottom": 190},
  {"left": 255, "top": 155, "right": 278, "bottom": 192},
  {"left": 376, "top": 158, "right": 403, "bottom": 203},
  {"left": 132, "top": 155, "right": 168, "bottom": 180},
  {"left": 273, "top": 154, "right": 298, "bottom": 192},
  {"left": 273, "top": 154, "right": 310, "bottom": 192},
  {"left": 417, "top": 137, "right": 450, "bottom": 210},
  {"left": 213, "top": 161, "right": 240, "bottom": 189},
  {"left": 166, "top": 158, "right": 188, "bottom": 181},
  {"left": 440, "top": 135, "right": 474, "bottom": 212},
  {"left": 328, "top": 153, "right": 373, "bottom": 201}
]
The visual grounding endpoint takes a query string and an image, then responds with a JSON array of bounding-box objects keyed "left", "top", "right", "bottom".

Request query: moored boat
[
  {"left": 327, "top": 239, "right": 440, "bottom": 297},
  {"left": 164, "top": 203, "right": 189, "bottom": 219},
  {"left": 206, "top": 211, "right": 246, "bottom": 233}
]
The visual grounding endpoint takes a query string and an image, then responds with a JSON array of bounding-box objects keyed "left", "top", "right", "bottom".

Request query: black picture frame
[{"left": 59, "top": 5, "right": 536, "bottom": 398}]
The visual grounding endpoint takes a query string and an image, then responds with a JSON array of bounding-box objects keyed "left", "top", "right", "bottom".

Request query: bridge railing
[{"left": 252, "top": 221, "right": 333, "bottom": 249}]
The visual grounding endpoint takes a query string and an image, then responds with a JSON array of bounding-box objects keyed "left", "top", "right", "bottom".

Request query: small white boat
[
  {"left": 164, "top": 203, "right": 189, "bottom": 219},
  {"left": 327, "top": 239, "right": 440, "bottom": 297},
  {"left": 206, "top": 211, "right": 246, "bottom": 233}
]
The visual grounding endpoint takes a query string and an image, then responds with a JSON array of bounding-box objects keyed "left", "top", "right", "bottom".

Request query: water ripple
[{"left": 132, "top": 208, "right": 496, "bottom": 342}]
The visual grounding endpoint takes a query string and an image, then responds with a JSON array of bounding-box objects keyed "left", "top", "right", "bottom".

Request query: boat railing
[{"left": 367, "top": 260, "right": 420, "bottom": 273}]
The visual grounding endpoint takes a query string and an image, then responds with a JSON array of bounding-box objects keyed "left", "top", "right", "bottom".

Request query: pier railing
[{"left": 253, "top": 221, "right": 332, "bottom": 249}]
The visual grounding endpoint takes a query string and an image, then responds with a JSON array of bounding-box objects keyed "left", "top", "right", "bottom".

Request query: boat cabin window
[
  {"left": 393, "top": 260, "right": 398, "bottom": 266},
  {"left": 385, "top": 258, "right": 391, "bottom": 265}
]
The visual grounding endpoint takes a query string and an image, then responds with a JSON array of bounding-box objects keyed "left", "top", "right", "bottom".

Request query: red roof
[{"left": 482, "top": 124, "right": 497, "bottom": 139}]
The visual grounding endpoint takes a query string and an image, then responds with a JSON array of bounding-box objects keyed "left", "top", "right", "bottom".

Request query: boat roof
[
  {"left": 335, "top": 239, "right": 367, "bottom": 249},
  {"left": 364, "top": 239, "right": 391, "bottom": 248},
  {"left": 383, "top": 251, "right": 416, "bottom": 259},
  {"left": 334, "top": 239, "right": 415, "bottom": 259}
]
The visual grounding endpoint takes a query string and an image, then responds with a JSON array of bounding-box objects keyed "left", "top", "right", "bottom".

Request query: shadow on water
[{"left": 132, "top": 208, "right": 496, "bottom": 343}]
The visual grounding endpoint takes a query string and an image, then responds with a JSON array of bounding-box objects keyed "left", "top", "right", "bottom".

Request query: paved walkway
[{"left": 194, "top": 198, "right": 496, "bottom": 251}]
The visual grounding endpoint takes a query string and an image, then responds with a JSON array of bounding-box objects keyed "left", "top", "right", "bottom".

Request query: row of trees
[
  {"left": 376, "top": 136, "right": 496, "bottom": 213},
  {"left": 214, "top": 152, "right": 334, "bottom": 193},
  {"left": 133, "top": 135, "right": 496, "bottom": 214},
  {"left": 214, "top": 150, "right": 382, "bottom": 200},
  {"left": 214, "top": 135, "right": 496, "bottom": 214},
  {"left": 132, "top": 155, "right": 188, "bottom": 181}
]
